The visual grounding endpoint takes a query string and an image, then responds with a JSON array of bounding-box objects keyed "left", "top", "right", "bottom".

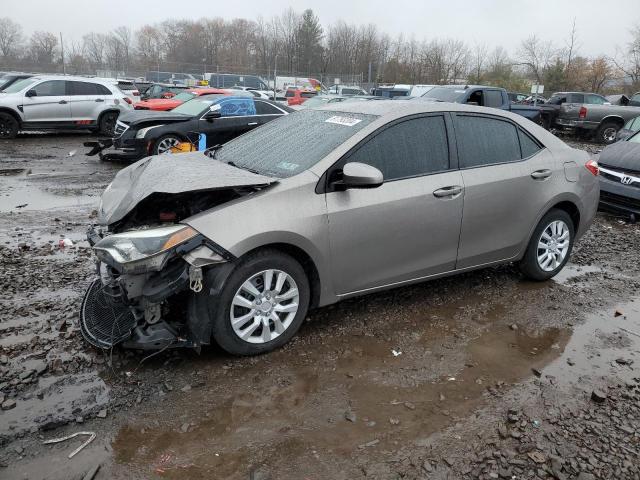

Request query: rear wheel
[
  {"left": 98, "top": 111, "right": 119, "bottom": 136},
  {"left": 209, "top": 250, "right": 310, "bottom": 356},
  {"left": 520, "top": 209, "right": 574, "bottom": 281},
  {"left": 0, "top": 112, "right": 19, "bottom": 139},
  {"left": 153, "top": 135, "right": 182, "bottom": 155},
  {"left": 596, "top": 121, "right": 620, "bottom": 145}
]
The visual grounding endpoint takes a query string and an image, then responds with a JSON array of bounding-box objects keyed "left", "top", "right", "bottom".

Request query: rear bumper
[{"left": 555, "top": 118, "right": 598, "bottom": 130}]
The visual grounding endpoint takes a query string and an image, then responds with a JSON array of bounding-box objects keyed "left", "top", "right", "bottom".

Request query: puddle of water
[
  {"left": 552, "top": 263, "right": 602, "bottom": 286},
  {"left": 0, "top": 174, "right": 98, "bottom": 212},
  {"left": 0, "top": 372, "right": 110, "bottom": 436}
]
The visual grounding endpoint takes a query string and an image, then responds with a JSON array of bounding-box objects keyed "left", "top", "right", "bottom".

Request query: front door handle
[
  {"left": 531, "top": 169, "right": 552, "bottom": 180},
  {"left": 433, "top": 185, "right": 463, "bottom": 198},
  {"left": 58, "top": 100, "right": 68, "bottom": 104},
  {"left": 95, "top": 98, "right": 104, "bottom": 102},
  {"left": 247, "top": 122, "right": 258, "bottom": 126}
]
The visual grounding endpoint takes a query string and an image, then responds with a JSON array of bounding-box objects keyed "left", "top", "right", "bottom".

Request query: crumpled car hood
[
  {"left": 598, "top": 141, "right": 640, "bottom": 171},
  {"left": 99, "top": 152, "right": 277, "bottom": 226}
]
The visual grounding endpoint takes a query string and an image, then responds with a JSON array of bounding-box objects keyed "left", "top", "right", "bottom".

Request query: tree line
[{"left": 0, "top": 9, "right": 639, "bottom": 93}]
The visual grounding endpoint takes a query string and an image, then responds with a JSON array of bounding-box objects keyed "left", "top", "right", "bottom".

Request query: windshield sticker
[
  {"left": 277, "top": 161, "right": 299, "bottom": 171},
  {"left": 325, "top": 116, "right": 362, "bottom": 127}
]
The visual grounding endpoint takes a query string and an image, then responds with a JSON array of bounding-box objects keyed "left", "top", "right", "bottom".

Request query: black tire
[
  {"left": 98, "top": 111, "right": 119, "bottom": 136},
  {"left": 0, "top": 112, "right": 19, "bottom": 139},
  {"left": 596, "top": 121, "right": 620, "bottom": 145},
  {"left": 209, "top": 249, "right": 310, "bottom": 356},
  {"left": 520, "top": 209, "right": 575, "bottom": 281},
  {"left": 153, "top": 135, "right": 183, "bottom": 155}
]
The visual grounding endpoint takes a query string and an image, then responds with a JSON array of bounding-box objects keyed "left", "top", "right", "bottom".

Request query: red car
[
  {"left": 286, "top": 88, "right": 318, "bottom": 106},
  {"left": 134, "top": 88, "right": 230, "bottom": 111}
]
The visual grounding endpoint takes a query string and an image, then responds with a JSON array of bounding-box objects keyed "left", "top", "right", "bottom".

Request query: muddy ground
[{"left": 0, "top": 133, "right": 639, "bottom": 480}]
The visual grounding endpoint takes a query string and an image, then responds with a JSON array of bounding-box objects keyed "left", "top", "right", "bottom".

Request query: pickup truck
[
  {"left": 419, "top": 85, "right": 551, "bottom": 126},
  {"left": 551, "top": 91, "right": 640, "bottom": 144}
]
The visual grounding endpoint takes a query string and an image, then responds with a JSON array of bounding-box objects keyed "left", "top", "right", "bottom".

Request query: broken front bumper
[
  {"left": 80, "top": 227, "right": 235, "bottom": 350},
  {"left": 84, "top": 138, "right": 147, "bottom": 162}
]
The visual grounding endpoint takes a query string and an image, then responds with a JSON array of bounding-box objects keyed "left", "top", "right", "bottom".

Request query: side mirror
[
  {"left": 204, "top": 105, "right": 222, "bottom": 121},
  {"left": 340, "top": 162, "right": 383, "bottom": 189},
  {"left": 25, "top": 89, "right": 36, "bottom": 97}
]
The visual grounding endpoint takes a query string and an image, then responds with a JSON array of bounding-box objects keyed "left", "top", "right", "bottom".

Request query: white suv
[{"left": 0, "top": 75, "right": 133, "bottom": 139}]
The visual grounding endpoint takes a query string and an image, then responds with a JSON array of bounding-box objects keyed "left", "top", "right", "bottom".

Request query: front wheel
[
  {"left": 98, "top": 111, "right": 119, "bottom": 136},
  {"left": 0, "top": 112, "right": 19, "bottom": 139},
  {"left": 153, "top": 135, "right": 182, "bottom": 155},
  {"left": 519, "top": 209, "right": 574, "bottom": 281},
  {"left": 210, "top": 250, "right": 310, "bottom": 355}
]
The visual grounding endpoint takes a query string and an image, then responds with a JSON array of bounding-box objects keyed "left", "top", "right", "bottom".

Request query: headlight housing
[
  {"left": 135, "top": 125, "right": 163, "bottom": 139},
  {"left": 94, "top": 225, "right": 198, "bottom": 273}
]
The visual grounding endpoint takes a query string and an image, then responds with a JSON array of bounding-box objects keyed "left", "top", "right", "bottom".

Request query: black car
[
  {"left": 85, "top": 94, "right": 292, "bottom": 161},
  {"left": 598, "top": 130, "right": 640, "bottom": 219}
]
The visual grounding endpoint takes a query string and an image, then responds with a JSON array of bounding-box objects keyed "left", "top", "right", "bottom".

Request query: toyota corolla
[{"left": 81, "top": 101, "right": 599, "bottom": 355}]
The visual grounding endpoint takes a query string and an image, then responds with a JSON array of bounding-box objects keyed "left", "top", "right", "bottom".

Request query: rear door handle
[
  {"left": 58, "top": 100, "right": 68, "bottom": 104},
  {"left": 95, "top": 98, "right": 104, "bottom": 102},
  {"left": 433, "top": 185, "right": 463, "bottom": 198},
  {"left": 247, "top": 122, "right": 258, "bottom": 126},
  {"left": 531, "top": 169, "right": 552, "bottom": 180}
]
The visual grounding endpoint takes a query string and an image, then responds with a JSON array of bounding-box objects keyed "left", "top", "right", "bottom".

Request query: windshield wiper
[
  {"left": 226, "top": 160, "right": 261, "bottom": 175},
  {"left": 205, "top": 143, "right": 223, "bottom": 159}
]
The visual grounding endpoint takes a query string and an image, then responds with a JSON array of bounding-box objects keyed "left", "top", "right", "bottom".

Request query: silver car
[
  {"left": 81, "top": 101, "right": 600, "bottom": 355},
  {"left": 0, "top": 75, "right": 133, "bottom": 138}
]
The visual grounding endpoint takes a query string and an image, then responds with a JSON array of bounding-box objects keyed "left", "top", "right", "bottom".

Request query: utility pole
[
  {"left": 273, "top": 54, "right": 278, "bottom": 101},
  {"left": 59, "top": 32, "right": 66, "bottom": 75}
]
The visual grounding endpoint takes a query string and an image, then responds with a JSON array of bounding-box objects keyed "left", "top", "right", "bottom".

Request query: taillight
[
  {"left": 579, "top": 106, "right": 587, "bottom": 119},
  {"left": 585, "top": 159, "right": 599, "bottom": 176},
  {"left": 123, "top": 97, "right": 132, "bottom": 105}
]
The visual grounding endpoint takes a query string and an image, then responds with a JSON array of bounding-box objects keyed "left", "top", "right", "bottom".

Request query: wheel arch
[
  {"left": 241, "top": 242, "right": 322, "bottom": 309},
  {"left": 0, "top": 107, "right": 22, "bottom": 126},
  {"left": 97, "top": 109, "right": 120, "bottom": 123},
  {"left": 599, "top": 115, "right": 625, "bottom": 128}
]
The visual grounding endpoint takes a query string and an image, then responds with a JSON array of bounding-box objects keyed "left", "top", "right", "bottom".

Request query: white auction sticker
[{"left": 325, "top": 116, "right": 362, "bottom": 127}]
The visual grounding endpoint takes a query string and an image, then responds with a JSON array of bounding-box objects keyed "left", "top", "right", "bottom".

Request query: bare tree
[
  {"left": 29, "top": 31, "right": 58, "bottom": 64},
  {"left": 0, "top": 17, "right": 23, "bottom": 58},
  {"left": 518, "top": 34, "right": 557, "bottom": 83},
  {"left": 83, "top": 33, "right": 106, "bottom": 68},
  {"left": 470, "top": 42, "right": 488, "bottom": 84}
]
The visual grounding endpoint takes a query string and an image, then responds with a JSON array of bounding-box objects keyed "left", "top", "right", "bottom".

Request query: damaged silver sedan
[{"left": 81, "top": 101, "right": 599, "bottom": 355}]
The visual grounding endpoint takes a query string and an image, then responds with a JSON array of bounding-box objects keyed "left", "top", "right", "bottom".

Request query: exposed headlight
[
  {"left": 94, "top": 225, "right": 198, "bottom": 273},
  {"left": 136, "top": 125, "right": 163, "bottom": 138}
]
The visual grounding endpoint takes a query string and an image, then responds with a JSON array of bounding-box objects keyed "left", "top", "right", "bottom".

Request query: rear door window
[
  {"left": 484, "top": 90, "right": 504, "bottom": 108},
  {"left": 255, "top": 101, "right": 283, "bottom": 115},
  {"left": 518, "top": 129, "right": 543, "bottom": 158},
  {"left": 33, "top": 80, "right": 66, "bottom": 96},
  {"left": 344, "top": 115, "right": 450, "bottom": 181},
  {"left": 569, "top": 93, "right": 585, "bottom": 103},
  {"left": 454, "top": 115, "right": 521, "bottom": 168},
  {"left": 69, "top": 81, "right": 99, "bottom": 95}
]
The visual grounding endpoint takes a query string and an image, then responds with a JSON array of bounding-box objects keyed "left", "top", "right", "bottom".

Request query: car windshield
[
  {"left": 172, "top": 95, "right": 226, "bottom": 116},
  {"left": 421, "top": 87, "right": 467, "bottom": 102},
  {"left": 629, "top": 131, "right": 640, "bottom": 143},
  {"left": 173, "top": 92, "right": 196, "bottom": 102},
  {"left": 2, "top": 77, "right": 37, "bottom": 93},
  {"left": 215, "top": 109, "right": 378, "bottom": 178}
]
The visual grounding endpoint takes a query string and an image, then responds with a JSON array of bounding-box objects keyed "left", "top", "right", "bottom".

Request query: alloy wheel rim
[
  {"left": 157, "top": 137, "right": 180, "bottom": 154},
  {"left": 603, "top": 128, "right": 617, "bottom": 142},
  {"left": 537, "top": 220, "right": 570, "bottom": 272},
  {"left": 230, "top": 269, "right": 299, "bottom": 344},
  {"left": 104, "top": 114, "right": 117, "bottom": 134}
]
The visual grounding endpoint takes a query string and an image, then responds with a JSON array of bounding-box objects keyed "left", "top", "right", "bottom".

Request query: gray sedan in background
[{"left": 81, "top": 101, "right": 600, "bottom": 356}]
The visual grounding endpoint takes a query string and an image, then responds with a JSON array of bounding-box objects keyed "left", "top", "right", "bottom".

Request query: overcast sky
[{"left": 5, "top": 0, "right": 639, "bottom": 58}]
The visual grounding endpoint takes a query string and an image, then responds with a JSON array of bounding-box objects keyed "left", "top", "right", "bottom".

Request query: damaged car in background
[{"left": 80, "top": 101, "right": 599, "bottom": 356}]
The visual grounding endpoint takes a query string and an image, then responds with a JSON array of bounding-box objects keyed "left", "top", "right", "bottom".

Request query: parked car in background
[
  {"left": 326, "top": 85, "right": 368, "bottom": 96},
  {"left": 229, "top": 86, "right": 273, "bottom": 99},
  {"left": 134, "top": 81, "right": 153, "bottom": 96},
  {"left": 80, "top": 100, "right": 598, "bottom": 354},
  {"left": 617, "top": 116, "right": 640, "bottom": 141},
  {"left": 553, "top": 91, "right": 640, "bottom": 144},
  {"left": 299, "top": 95, "right": 381, "bottom": 109},
  {"left": 523, "top": 94, "right": 548, "bottom": 104},
  {"left": 141, "top": 83, "right": 190, "bottom": 100},
  {"left": 112, "top": 80, "right": 140, "bottom": 104},
  {"left": 286, "top": 88, "right": 318, "bottom": 106},
  {"left": 419, "top": 85, "right": 551, "bottom": 126},
  {"left": 371, "top": 84, "right": 411, "bottom": 98},
  {"left": 0, "top": 75, "right": 132, "bottom": 138},
  {"left": 134, "top": 88, "right": 230, "bottom": 111},
  {"left": 0, "top": 73, "right": 33, "bottom": 91},
  {"left": 146, "top": 71, "right": 201, "bottom": 85},
  {"left": 85, "top": 94, "right": 292, "bottom": 161},
  {"left": 209, "top": 73, "right": 269, "bottom": 90},
  {"left": 408, "top": 85, "right": 437, "bottom": 97},
  {"left": 272, "top": 76, "right": 323, "bottom": 92},
  {"left": 597, "top": 130, "right": 640, "bottom": 218},
  {"left": 508, "top": 92, "right": 529, "bottom": 103}
]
